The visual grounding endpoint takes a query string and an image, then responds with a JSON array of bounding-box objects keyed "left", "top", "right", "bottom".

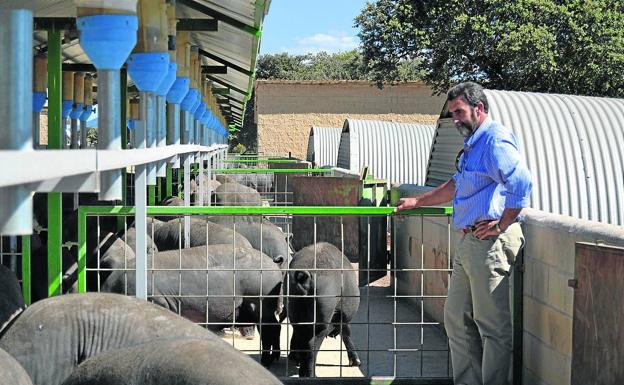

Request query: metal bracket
[{"left": 62, "top": 241, "right": 78, "bottom": 250}]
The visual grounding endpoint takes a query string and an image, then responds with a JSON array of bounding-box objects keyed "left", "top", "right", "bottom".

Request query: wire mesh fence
[
  {"left": 0, "top": 235, "right": 31, "bottom": 305},
  {"left": 77, "top": 206, "right": 454, "bottom": 382}
]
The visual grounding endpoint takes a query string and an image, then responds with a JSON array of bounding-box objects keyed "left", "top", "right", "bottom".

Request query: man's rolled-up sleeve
[{"left": 484, "top": 136, "right": 533, "bottom": 208}]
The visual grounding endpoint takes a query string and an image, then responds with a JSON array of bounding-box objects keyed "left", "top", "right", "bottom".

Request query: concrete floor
[{"left": 220, "top": 286, "right": 452, "bottom": 381}]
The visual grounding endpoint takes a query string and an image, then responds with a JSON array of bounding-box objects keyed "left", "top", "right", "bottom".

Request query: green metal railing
[
  {"left": 224, "top": 159, "right": 300, "bottom": 163},
  {"left": 212, "top": 168, "right": 331, "bottom": 174}
]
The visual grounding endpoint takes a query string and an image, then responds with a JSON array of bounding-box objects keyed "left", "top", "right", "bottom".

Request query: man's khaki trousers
[{"left": 444, "top": 223, "right": 524, "bottom": 385}]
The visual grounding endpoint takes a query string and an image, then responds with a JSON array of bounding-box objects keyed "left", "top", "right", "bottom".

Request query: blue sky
[{"left": 259, "top": 0, "right": 370, "bottom": 55}]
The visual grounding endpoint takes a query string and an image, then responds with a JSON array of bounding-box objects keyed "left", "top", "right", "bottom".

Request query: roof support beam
[
  {"left": 34, "top": 18, "right": 75, "bottom": 31},
  {"left": 35, "top": 17, "right": 218, "bottom": 32},
  {"left": 177, "top": 18, "right": 218, "bottom": 31},
  {"left": 202, "top": 65, "right": 227, "bottom": 74},
  {"left": 63, "top": 63, "right": 97, "bottom": 72},
  {"left": 198, "top": 48, "right": 252, "bottom": 76},
  {"left": 212, "top": 87, "right": 230, "bottom": 95},
  {"left": 177, "top": 0, "right": 260, "bottom": 36},
  {"left": 206, "top": 74, "right": 247, "bottom": 96},
  {"left": 218, "top": 94, "right": 244, "bottom": 106}
]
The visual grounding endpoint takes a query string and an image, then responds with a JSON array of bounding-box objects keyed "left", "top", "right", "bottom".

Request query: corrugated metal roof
[
  {"left": 306, "top": 126, "right": 341, "bottom": 167},
  {"left": 336, "top": 119, "right": 436, "bottom": 185},
  {"left": 425, "top": 90, "right": 624, "bottom": 226},
  {"left": 5, "top": 0, "right": 270, "bottom": 126}
]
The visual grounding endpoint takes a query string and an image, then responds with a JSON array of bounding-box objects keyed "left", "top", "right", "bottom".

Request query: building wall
[
  {"left": 392, "top": 184, "right": 624, "bottom": 384},
  {"left": 255, "top": 81, "right": 445, "bottom": 159}
]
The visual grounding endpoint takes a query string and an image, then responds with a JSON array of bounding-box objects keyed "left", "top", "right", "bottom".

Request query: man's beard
[{"left": 455, "top": 110, "right": 478, "bottom": 138}]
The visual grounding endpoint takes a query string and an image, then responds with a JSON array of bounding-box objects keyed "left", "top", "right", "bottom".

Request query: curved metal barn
[
  {"left": 426, "top": 90, "right": 624, "bottom": 225},
  {"left": 306, "top": 126, "right": 341, "bottom": 168},
  {"left": 336, "top": 119, "right": 436, "bottom": 185}
]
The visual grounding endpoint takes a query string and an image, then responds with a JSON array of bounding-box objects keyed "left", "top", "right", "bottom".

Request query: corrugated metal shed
[
  {"left": 306, "top": 126, "right": 341, "bottom": 167},
  {"left": 5, "top": 0, "right": 270, "bottom": 127},
  {"left": 336, "top": 119, "right": 436, "bottom": 185},
  {"left": 425, "top": 90, "right": 624, "bottom": 226}
]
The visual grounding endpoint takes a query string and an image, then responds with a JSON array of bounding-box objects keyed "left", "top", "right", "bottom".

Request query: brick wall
[{"left": 255, "top": 81, "right": 445, "bottom": 159}]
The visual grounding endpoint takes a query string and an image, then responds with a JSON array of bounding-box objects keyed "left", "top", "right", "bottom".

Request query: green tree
[
  {"left": 255, "top": 52, "right": 308, "bottom": 79},
  {"left": 355, "top": 0, "right": 624, "bottom": 97},
  {"left": 255, "top": 50, "right": 419, "bottom": 81}
]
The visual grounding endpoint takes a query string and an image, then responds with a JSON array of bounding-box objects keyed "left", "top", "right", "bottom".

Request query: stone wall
[{"left": 255, "top": 81, "right": 445, "bottom": 159}]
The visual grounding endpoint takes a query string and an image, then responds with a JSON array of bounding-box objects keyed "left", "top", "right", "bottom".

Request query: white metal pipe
[
  {"left": 0, "top": 9, "right": 33, "bottom": 235},
  {"left": 70, "top": 118, "right": 79, "bottom": 149},
  {"left": 134, "top": 90, "right": 148, "bottom": 300},
  {"left": 166, "top": 103, "right": 180, "bottom": 168},
  {"left": 180, "top": 109, "right": 189, "bottom": 146},
  {"left": 183, "top": 154, "right": 191, "bottom": 247},
  {"left": 146, "top": 92, "right": 157, "bottom": 185},
  {"left": 98, "top": 70, "right": 122, "bottom": 200},
  {"left": 33, "top": 112, "right": 40, "bottom": 148},
  {"left": 181, "top": 109, "right": 191, "bottom": 247},
  {"left": 198, "top": 148, "right": 204, "bottom": 206},
  {"left": 207, "top": 153, "right": 212, "bottom": 206},
  {"left": 80, "top": 120, "right": 88, "bottom": 148},
  {"left": 156, "top": 95, "right": 166, "bottom": 177}
]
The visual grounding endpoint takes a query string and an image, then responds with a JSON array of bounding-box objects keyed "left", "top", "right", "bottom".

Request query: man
[{"left": 396, "top": 82, "right": 532, "bottom": 385}]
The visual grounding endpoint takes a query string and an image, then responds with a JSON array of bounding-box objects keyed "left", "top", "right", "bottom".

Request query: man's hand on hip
[{"left": 473, "top": 220, "right": 502, "bottom": 240}]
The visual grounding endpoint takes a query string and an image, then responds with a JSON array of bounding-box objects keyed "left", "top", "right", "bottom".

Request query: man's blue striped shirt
[{"left": 452, "top": 117, "right": 532, "bottom": 229}]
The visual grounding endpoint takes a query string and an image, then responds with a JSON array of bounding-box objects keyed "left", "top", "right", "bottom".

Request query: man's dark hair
[{"left": 447, "top": 82, "right": 489, "bottom": 113}]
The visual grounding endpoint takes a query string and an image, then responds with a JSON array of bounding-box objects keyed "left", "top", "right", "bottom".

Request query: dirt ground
[{"left": 220, "top": 285, "right": 451, "bottom": 381}]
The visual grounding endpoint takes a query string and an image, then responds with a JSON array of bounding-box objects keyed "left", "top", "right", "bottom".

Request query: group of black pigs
[{"left": 6, "top": 173, "right": 361, "bottom": 383}]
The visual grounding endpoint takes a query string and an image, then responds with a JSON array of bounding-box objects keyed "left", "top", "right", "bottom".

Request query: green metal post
[
  {"left": 177, "top": 169, "right": 182, "bottom": 198},
  {"left": 118, "top": 69, "right": 128, "bottom": 231},
  {"left": 157, "top": 177, "right": 163, "bottom": 203},
  {"left": 77, "top": 208, "right": 86, "bottom": 293},
  {"left": 166, "top": 165, "right": 173, "bottom": 198},
  {"left": 47, "top": 29, "right": 63, "bottom": 297},
  {"left": 21, "top": 236, "right": 31, "bottom": 305},
  {"left": 148, "top": 186, "right": 156, "bottom": 206}
]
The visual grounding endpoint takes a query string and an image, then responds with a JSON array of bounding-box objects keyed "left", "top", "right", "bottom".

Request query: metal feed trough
[{"left": 76, "top": 205, "right": 454, "bottom": 383}]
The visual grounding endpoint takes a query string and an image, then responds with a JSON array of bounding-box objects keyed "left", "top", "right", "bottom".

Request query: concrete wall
[
  {"left": 392, "top": 184, "right": 624, "bottom": 385},
  {"left": 520, "top": 211, "right": 624, "bottom": 385},
  {"left": 255, "top": 81, "right": 444, "bottom": 159}
]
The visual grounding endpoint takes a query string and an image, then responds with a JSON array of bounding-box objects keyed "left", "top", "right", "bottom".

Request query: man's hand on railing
[{"left": 395, "top": 197, "right": 423, "bottom": 212}]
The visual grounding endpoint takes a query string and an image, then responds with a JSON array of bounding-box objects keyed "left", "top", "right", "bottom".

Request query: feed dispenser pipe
[{"left": 75, "top": 0, "right": 139, "bottom": 200}]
